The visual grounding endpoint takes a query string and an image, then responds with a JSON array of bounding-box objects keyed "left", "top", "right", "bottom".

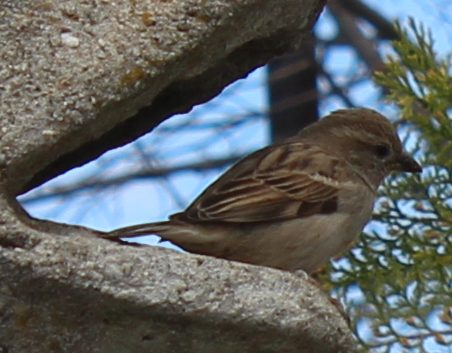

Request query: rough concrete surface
[
  {"left": 0, "top": 198, "right": 356, "bottom": 353},
  {"left": 0, "top": 0, "right": 359, "bottom": 352},
  {"left": 0, "top": 0, "right": 324, "bottom": 194}
]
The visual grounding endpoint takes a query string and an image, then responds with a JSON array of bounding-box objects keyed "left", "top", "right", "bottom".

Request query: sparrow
[{"left": 102, "top": 108, "right": 421, "bottom": 273}]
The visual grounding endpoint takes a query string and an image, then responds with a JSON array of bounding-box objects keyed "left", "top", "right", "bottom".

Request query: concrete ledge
[
  {"left": 0, "top": 0, "right": 325, "bottom": 194},
  {"left": 0, "top": 215, "right": 356, "bottom": 353}
]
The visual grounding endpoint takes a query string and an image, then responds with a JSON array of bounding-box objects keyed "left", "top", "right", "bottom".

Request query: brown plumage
[{"left": 102, "top": 108, "right": 421, "bottom": 273}]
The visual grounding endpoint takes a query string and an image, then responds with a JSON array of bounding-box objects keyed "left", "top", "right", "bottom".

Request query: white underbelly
[{"left": 236, "top": 192, "right": 375, "bottom": 272}]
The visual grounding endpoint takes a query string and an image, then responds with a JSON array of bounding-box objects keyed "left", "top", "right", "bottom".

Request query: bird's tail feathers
[
  {"left": 102, "top": 221, "right": 166, "bottom": 239},
  {"left": 101, "top": 220, "right": 208, "bottom": 247}
]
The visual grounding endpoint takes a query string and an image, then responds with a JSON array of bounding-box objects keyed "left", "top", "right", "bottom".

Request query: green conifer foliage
[{"left": 325, "top": 19, "right": 451, "bottom": 352}]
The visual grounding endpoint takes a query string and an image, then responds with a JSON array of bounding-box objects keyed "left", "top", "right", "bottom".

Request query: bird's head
[{"left": 298, "top": 108, "right": 422, "bottom": 189}]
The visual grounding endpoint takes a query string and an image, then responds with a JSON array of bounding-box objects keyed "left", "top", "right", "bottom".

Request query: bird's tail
[
  {"left": 102, "top": 221, "right": 172, "bottom": 240},
  {"left": 100, "top": 220, "right": 209, "bottom": 249}
]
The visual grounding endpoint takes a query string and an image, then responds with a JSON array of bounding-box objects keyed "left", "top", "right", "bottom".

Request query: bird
[{"left": 102, "top": 108, "right": 422, "bottom": 274}]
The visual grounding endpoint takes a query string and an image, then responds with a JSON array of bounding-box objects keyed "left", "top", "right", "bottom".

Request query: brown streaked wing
[{"left": 181, "top": 142, "right": 346, "bottom": 223}]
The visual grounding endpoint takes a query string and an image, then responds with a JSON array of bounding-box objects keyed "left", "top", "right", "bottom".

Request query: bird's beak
[{"left": 393, "top": 153, "right": 422, "bottom": 173}]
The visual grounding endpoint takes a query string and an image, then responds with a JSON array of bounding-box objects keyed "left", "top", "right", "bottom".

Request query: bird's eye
[{"left": 375, "top": 144, "right": 391, "bottom": 159}]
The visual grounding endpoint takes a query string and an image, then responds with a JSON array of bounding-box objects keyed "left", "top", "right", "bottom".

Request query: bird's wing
[{"left": 178, "top": 142, "right": 352, "bottom": 223}]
